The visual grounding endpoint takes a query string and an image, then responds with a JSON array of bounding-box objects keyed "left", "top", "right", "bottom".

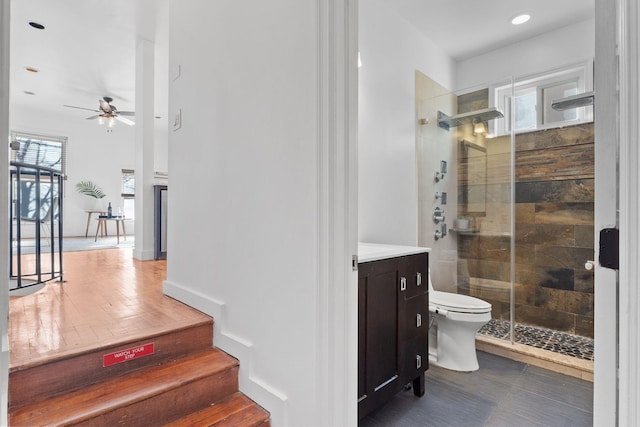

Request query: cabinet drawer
[
  {"left": 401, "top": 335, "right": 429, "bottom": 381},
  {"left": 400, "top": 295, "right": 428, "bottom": 340},
  {"left": 398, "top": 253, "right": 428, "bottom": 300}
]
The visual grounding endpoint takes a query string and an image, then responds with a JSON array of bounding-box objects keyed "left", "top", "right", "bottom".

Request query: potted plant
[{"left": 75, "top": 180, "right": 106, "bottom": 211}]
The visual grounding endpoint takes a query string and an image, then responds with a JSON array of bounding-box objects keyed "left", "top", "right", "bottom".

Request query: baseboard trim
[
  {"left": 132, "top": 248, "right": 155, "bottom": 261},
  {"left": 163, "top": 280, "right": 288, "bottom": 425}
]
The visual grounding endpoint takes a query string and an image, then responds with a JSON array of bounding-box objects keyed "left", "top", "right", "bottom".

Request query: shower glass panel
[
  {"left": 416, "top": 71, "right": 515, "bottom": 336},
  {"left": 511, "top": 73, "right": 595, "bottom": 345}
]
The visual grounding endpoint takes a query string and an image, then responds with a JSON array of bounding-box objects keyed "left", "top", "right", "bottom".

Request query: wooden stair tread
[
  {"left": 164, "top": 392, "right": 270, "bottom": 427},
  {"left": 9, "top": 317, "right": 214, "bottom": 373},
  {"left": 10, "top": 348, "right": 238, "bottom": 426}
]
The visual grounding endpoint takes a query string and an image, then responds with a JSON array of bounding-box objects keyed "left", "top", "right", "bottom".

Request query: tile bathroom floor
[
  {"left": 359, "top": 351, "right": 593, "bottom": 427},
  {"left": 479, "top": 319, "right": 594, "bottom": 361}
]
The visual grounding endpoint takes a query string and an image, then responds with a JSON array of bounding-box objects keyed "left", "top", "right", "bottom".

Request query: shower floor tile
[{"left": 478, "top": 319, "right": 594, "bottom": 361}]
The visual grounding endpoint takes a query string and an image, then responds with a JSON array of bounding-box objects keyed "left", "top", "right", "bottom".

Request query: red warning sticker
[{"left": 103, "top": 343, "right": 155, "bottom": 367}]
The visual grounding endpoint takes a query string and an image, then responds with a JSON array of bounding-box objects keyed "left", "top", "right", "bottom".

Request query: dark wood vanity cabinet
[{"left": 358, "top": 252, "right": 429, "bottom": 420}]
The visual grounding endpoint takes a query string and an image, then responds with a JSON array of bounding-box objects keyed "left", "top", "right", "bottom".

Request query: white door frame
[
  {"left": 613, "top": 0, "right": 640, "bottom": 426},
  {"left": 319, "top": 0, "right": 359, "bottom": 425},
  {"left": 593, "top": 0, "right": 619, "bottom": 424},
  {"left": 0, "top": 0, "right": 10, "bottom": 424}
]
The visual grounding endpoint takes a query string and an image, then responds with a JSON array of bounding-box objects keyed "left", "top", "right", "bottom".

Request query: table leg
[
  {"left": 121, "top": 220, "right": 127, "bottom": 241},
  {"left": 85, "top": 212, "right": 93, "bottom": 238},
  {"left": 95, "top": 219, "right": 102, "bottom": 242},
  {"left": 116, "top": 220, "right": 120, "bottom": 244}
]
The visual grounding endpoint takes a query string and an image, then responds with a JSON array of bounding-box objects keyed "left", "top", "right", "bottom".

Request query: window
[
  {"left": 121, "top": 169, "right": 135, "bottom": 219},
  {"left": 10, "top": 132, "right": 66, "bottom": 221},
  {"left": 11, "top": 131, "right": 67, "bottom": 174},
  {"left": 490, "top": 61, "right": 593, "bottom": 135}
]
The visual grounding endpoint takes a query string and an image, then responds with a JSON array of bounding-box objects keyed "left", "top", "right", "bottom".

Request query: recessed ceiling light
[
  {"left": 28, "top": 22, "right": 45, "bottom": 30},
  {"left": 25, "top": 67, "right": 39, "bottom": 73},
  {"left": 511, "top": 14, "right": 531, "bottom": 25},
  {"left": 24, "top": 91, "right": 35, "bottom": 95}
]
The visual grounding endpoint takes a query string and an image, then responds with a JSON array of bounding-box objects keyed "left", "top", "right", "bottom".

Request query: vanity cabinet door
[{"left": 358, "top": 258, "right": 401, "bottom": 419}]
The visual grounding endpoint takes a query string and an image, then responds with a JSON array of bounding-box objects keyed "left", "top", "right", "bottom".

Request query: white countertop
[{"left": 358, "top": 242, "right": 431, "bottom": 263}]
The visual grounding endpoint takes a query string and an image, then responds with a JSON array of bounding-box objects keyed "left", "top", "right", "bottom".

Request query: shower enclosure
[{"left": 417, "top": 67, "right": 595, "bottom": 362}]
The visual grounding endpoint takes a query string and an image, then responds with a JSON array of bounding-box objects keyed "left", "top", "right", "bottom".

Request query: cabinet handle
[
  {"left": 416, "top": 354, "right": 422, "bottom": 369},
  {"left": 416, "top": 272, "right": 422, "bottom": 286},
  {"left": 400, "top": 277, "right": 407, "bottom": 291},
  {"left": 416, "top": 313, "right": 422, "bottom": 328}
]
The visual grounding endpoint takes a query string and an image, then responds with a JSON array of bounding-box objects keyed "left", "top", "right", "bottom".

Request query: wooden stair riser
[
  {"left": 9, "top": 321, "right": 213, "bottom": 409},
  {"left": 75, "top": 366, "right": 239, "bottom": 427},
  {"left": 164, "top": 392, "right": 270, "bottom": 427},
  {"left": 9, "top": 349, "right": 239, "bottom": 426}
]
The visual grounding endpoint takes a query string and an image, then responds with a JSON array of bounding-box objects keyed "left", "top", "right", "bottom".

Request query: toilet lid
[{"left": 430, "top": 291, "right": 492, "bottom": 313}]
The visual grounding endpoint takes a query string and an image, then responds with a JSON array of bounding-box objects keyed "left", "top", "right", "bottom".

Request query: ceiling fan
[{"left": 63, "top": 96, "right": 135, "bottom": 127}]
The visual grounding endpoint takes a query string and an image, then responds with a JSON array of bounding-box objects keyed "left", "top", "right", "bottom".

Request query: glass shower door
[{"left": 416, "top": 71, "right": 515, "bottom": 338}]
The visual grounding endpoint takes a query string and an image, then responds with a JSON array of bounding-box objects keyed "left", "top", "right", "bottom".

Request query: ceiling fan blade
[
  {"left": 118, "top": 111, "right": 135, "bottom": 116},
  {"left": 85, "top": 115, "right": 100, "bottom": 120},
  {"left": 64, "top": 105, "right": 100, "bottom": 113},
  {"left": 114, "top": 115, "right": 135, "bottom": 126}
]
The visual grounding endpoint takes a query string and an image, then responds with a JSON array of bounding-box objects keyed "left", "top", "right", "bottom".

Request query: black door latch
[{"left": 599, "top": 228, "right": 619, "bottom": 270}]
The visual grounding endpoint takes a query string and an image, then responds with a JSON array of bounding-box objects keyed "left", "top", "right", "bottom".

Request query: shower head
[{"left": 551, "top": 91, "right": 595, "bottom": 111}]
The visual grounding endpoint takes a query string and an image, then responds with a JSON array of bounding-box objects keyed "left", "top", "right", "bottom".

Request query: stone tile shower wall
[{"left": 456, "top": 90, "right": 594, "bottom": 338}]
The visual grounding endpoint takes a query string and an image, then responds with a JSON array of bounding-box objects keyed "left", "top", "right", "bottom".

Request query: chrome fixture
[
  {"left": 437, "top": 107, "right": 504, "bottom": 131},
  {"left": 551, "top": 91, "right": 595, "bottom": 111},
  {"left": 432, "top": 207, "right": 445, "bottom": 224}
]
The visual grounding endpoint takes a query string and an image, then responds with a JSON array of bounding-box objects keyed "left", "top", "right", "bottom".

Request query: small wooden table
[{"left": 94, "top": 217, "right": 130, "bottom": 244}]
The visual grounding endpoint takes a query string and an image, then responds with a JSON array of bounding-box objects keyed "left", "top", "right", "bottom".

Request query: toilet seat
[{"left": 430, "top": 290, "right": 491, "bottom": 314}]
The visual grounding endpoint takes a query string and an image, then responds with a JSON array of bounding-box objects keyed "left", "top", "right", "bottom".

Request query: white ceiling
[
  {"left": 10, "top": 0, "right": 168, "bottom": 121},
  {"left": 9, "top": 0, "right": 594, "bottom": 122},
  {"left": 393, "top": 0, "right": 595, "bottom": 60}
]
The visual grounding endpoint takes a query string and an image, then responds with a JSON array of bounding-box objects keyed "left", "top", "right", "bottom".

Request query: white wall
[
  {"left": 456, "top": 19, "right": 595, "bottom": 92},
  {"left": 10, "top": 106, "right": 168, "bottom": 238},
  {"left": 358, "top": 0, "right": 455, "bottom": 246},
  {"left": 164, "top": 1, "right": 356, "bottom": 425},
  {"left": 10, "top": 106, "right": 135, "bottom": 237}
]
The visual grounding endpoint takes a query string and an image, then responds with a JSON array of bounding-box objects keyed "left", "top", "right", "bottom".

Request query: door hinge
[
  {"left": 599, "top": 228, "right": 619, "bottom": 270},
  {"left": 352, "top": 254, "right": 358, "bottom": 272}
]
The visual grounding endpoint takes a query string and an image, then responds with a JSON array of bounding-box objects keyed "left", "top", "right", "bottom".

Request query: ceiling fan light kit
[{"left": 64, "top": 96, "right": 135, "bottom": 128}]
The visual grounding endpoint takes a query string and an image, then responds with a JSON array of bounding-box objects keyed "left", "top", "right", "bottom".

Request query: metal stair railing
[{"left": 10, "top": 161, "right": 64, "bottom": 291}]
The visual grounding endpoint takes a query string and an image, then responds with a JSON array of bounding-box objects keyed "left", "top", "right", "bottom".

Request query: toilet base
[{"left": 429, "top": 311, "right": 491, "bottom": 372}]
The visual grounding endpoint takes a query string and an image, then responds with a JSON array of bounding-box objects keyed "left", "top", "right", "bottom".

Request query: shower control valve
[{"left": 432, "top": 206, "right": 445, "bottom": 224}]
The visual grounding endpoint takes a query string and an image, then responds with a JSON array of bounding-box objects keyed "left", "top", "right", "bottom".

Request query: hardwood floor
[
  {"left": 9, "top": 249, "right": 210, "bottom": 370},
  {"left": 359, "top": 351, "right": 593, "bottom": 427}
]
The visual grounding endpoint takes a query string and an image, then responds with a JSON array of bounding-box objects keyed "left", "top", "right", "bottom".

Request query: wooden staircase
[{"left": 8, "top": 317, "right": 270, "bottom": 426}]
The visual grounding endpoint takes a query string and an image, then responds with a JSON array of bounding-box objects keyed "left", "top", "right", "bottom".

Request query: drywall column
[
  {"left": 0, "top": 1, "right": 10, "bottom": 424},
  {"left": 134, "top": 38, "right": 155, "bottom": 261}
]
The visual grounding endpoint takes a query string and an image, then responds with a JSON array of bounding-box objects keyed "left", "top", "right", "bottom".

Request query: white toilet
[{"left": 428, "top": 270, "right": 492, "bottom": 372}]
